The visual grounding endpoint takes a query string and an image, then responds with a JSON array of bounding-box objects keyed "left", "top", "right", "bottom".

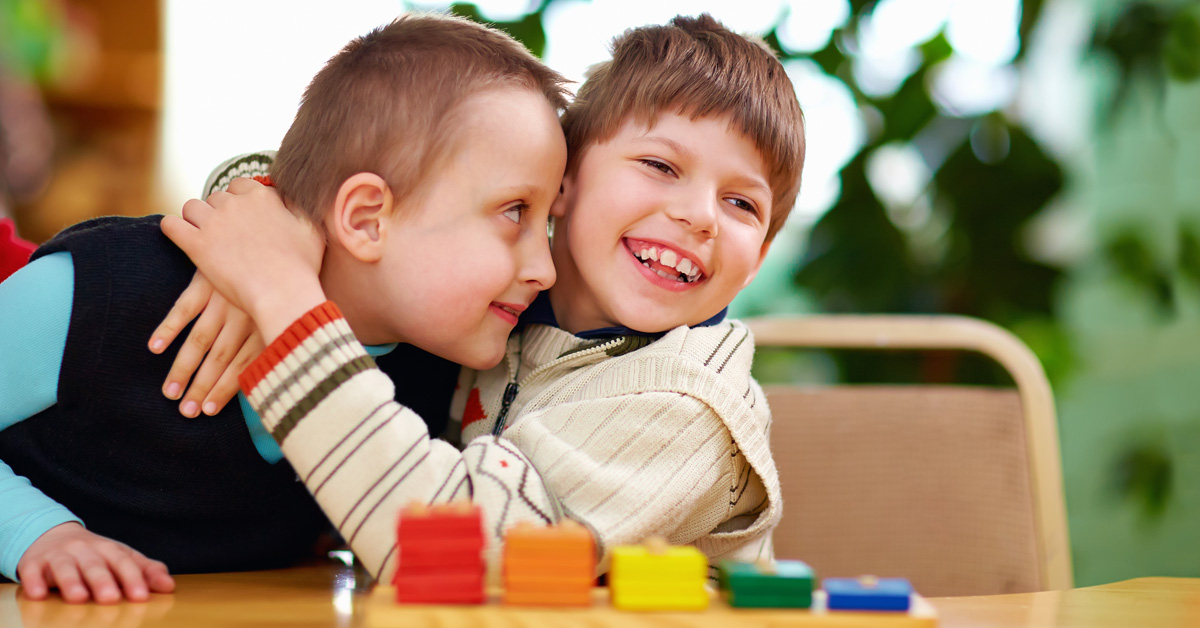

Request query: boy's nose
[
  {"left": 666, "top": 189, "right": 719, "bottom": 238},
  {"left": 519, "top": 228, "right": 556, "bottom": 290}
]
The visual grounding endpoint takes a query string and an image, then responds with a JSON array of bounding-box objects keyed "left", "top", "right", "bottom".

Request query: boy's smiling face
[
  {"left": 549, "top": 113, "right": 773, "bottom": 334},
  {"left": 358, "top": 85, "right": 566, "bottom": 369}
]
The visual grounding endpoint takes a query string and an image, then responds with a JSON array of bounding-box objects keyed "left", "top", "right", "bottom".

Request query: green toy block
[{"left": 718, "top": 559, "right": 814, "bottom": 608}]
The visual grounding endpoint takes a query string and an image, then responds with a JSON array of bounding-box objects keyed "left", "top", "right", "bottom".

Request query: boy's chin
[
  {"left": 452, "top": 344, "right": 507, "bottom": 371},
  {"left": 614, "top": 307, "right": 724, "bottom": 335}
]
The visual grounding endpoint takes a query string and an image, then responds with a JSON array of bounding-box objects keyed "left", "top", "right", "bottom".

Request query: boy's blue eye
[{"left": 503, "top": 204, "right": 527, "bottom": 224}]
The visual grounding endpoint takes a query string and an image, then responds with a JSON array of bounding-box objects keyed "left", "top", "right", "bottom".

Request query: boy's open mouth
[{"left": 624, "top": 238, "right": 704, "bottom": 284}]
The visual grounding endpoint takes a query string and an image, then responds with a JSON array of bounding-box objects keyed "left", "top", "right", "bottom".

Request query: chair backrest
[{"left": 746, "top": 315, "right": 1072, "bottom": 596}]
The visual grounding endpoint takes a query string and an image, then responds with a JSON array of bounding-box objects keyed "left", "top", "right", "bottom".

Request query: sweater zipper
[
  {"left": 490, "top": 335, "right": 624, "bottom": 436},
  {"left": 491, "top": 382, "right": 520, "bottom": 435}
]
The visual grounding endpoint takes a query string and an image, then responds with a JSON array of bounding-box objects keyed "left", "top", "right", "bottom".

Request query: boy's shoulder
[
  {"left": 647, "top": 319, "right": 759, "bottom": 379},
  {"left": 32, "top": 215, "right": 168, "bottom": 264}
]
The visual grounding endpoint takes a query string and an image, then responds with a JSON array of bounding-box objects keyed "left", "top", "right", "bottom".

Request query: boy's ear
[
  {"left": 328, "top": 173, "right": 394, "bottom": 263},
  {"left": 742, "top": 238, "right": 773, "bottom": 289},
  {"left": 550, "top": 171, "right": 578, "bottom": 219}
]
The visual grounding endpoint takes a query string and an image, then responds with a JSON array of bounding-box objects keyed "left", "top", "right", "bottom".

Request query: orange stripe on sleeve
[{"left": 239, "top": 301, "right": 344, "bottom": 392}]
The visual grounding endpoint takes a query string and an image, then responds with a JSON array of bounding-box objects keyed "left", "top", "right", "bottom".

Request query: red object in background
[{"left": 0, "top": 218, "right": 37, "bottom": 282}]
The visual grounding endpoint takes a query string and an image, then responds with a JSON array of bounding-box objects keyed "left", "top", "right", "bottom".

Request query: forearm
[
  {"left": 0, "top": 462, "right": 81, "bottom": 581},
  {"left": 0, "top": 252, "right": 83, "bottom": 581},
  {"left": 502, "top": 392, "right": 775, "bottom": 571},
  {"left": 240, "top": 302, "right": 560, "bottom": 581}
]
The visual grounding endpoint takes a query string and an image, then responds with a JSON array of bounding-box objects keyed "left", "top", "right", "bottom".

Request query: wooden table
[{"left": 2, "top": 562, "right": 1197, "bottom": 628}]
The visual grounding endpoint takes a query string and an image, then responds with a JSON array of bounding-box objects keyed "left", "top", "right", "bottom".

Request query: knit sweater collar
[{"left": 518, "top": 291, "right": 727, "bottom": 340}]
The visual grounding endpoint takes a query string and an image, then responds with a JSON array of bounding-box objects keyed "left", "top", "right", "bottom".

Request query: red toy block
[{"left": 393, "top": 501, "right": 487, "bottom": 605}]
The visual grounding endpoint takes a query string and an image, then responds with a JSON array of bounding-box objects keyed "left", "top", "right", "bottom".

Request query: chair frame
[{"left": 746, "top": 314, "right": 1074, "bottom": 591}]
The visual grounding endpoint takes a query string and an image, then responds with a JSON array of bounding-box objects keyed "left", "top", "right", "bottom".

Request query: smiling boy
[{"left": 166, "top": 14, "right": 804, "bottom": 580}]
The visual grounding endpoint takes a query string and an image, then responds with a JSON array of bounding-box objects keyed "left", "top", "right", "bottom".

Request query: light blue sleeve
[{"left": 0, "top": 252, "right": 84, "bottom": 581}]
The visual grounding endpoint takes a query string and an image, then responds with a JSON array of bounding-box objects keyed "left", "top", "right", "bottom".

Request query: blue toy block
[{"left": 824, "top": 576, "right": 913, "bottom": 612}]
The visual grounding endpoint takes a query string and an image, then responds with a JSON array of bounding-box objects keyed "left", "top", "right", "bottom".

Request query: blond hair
[
  {"left": 562, "top": 14, "right": 805, "bottom": 240},
  {"left": 273, "top": 13, "right": 570, "bottom": 222}
]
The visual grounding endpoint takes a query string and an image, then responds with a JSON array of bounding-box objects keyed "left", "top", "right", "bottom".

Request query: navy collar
[{"left": 519, "top": 291, "right": 726, "bottom": 340}]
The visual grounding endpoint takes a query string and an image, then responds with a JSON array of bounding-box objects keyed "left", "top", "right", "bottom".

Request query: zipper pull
[{"left": 492, "top": 382, "right": 519, "bottom": 435}]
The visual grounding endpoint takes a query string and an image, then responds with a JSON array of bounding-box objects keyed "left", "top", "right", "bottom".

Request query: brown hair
[
  {"left": 273, "top": 13, "right": 570, "bottom": 222},
  {"left": 561, "top": 14, "right": 805, "bottom": 241}
]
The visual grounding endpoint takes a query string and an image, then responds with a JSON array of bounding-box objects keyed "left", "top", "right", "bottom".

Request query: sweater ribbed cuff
[{"left": 239, "top": 301, "right": 375, "bottom": 443}]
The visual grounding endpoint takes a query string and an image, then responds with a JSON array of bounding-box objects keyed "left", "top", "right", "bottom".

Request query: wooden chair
[{"left": 746, "top": 315, "right": 1072, "bottom": 596}]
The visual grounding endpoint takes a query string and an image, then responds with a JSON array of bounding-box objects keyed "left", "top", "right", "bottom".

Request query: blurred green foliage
[{"left": 0, "top": 0, "right": 67, "bottom": 80}]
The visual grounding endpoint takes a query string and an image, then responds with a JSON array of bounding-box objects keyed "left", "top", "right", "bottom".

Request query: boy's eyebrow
[
  {"left": 640, "top": 135, "right": 694, "bottom": 160},
  {"left": 497, "top": 184, "right": 543, "bottom": 199}
]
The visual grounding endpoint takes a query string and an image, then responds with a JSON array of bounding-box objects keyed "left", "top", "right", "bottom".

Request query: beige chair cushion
[{"left": 766, "top": 384, "right": 1041, "bottom": 597}]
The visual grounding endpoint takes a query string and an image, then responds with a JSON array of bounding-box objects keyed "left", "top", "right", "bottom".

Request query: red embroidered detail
[
  {"left": 252, "top": 175, "right": 274, "bottom": 187},
  {"left": 461, "top": 388, "right": 487, "bottom": 429},
  {"left": 500, "top": 460, "right": 509, "bottom": 468}
]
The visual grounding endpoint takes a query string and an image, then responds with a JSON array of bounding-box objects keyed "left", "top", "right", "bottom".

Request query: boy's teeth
[{"left": 631, "top": 241, "right": 703, "bottom": 283}]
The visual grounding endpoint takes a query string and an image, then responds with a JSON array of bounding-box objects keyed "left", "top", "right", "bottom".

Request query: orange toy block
[
  {"left": 394, "top": 501, "right": 486, "bottom": 605},
  {"left": 502, "top": 520, "right": 596, "bottom": 607}
]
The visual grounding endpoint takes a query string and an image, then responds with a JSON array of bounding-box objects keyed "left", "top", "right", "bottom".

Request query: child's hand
[
  {"left": 17, "top": 522, "right": 175, "bottom": 604},
  {"left": 161, "top": 178, "right": 327, "bottom": 343},
  {"left": 148, "top": 272, "right": 264, "bottom": 417}
]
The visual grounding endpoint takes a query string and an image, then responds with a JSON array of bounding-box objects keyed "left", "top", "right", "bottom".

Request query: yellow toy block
[{"left": 609, "top": 537, "right": 709, "bottom": 611}]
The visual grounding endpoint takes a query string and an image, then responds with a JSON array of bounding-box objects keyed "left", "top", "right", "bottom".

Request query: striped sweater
[{"left": 240, "top": 302, "right": 782, "bottom": 582}]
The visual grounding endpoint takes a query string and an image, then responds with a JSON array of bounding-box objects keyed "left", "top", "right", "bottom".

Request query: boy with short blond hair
[
  {"left": 0, "top": 13, "right": 568, "bottom": 602},
  {"left": 168, "top": 13, "right": 805, "bottom": 581}
]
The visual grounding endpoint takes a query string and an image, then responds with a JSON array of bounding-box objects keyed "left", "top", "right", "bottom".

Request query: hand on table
[{"left": 17, "top": 522, "right": 175, "bottom": 604}]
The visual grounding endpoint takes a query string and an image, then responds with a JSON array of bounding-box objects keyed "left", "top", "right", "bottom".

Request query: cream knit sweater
[{"left": 240, "top": 302, "right": 782, "bottom": 583}]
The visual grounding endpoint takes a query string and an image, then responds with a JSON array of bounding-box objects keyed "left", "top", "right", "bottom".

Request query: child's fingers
[
  {"left": 45, "top": 556, "right": 95, "bottom": 604},
  {"left": 225, "top": 176, "right": 263, "bottom": 195},
  {"left": 16, "top": 558, "right": 50, "bottom": 600},
  {"left": 204, "top": 334, "right": 263, "bottom": 414},
  {"left": 160, "top": 214, "right": 203, "bottom": 259},
  {"left": 167, "top": 304, "right": 228, "bottom": 416},
  {"left": 150, "top": 272, "right": 214, "bottom": 355},
  {"left": 75, "top": 554, "right": 124, "bottom": 605},
  {"left": 179, "top": 197, "right": 219, "bottom": 227},
  {"left": 95, "top": 544, "right": 149, "bottom": 601},
  {"left": 182, "top": 312, "right": 254, "bottom": 416},
  {"left": 129, "top": 551, "right": 175, "bottom": 594}
]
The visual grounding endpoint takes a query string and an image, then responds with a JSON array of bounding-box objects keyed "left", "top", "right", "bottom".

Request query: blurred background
[{"left": 2, "top": 0, "right": 1199, "bottom": 587}]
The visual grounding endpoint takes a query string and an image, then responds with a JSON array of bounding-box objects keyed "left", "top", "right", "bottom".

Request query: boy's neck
[{"left": 318, "top": 248, "right": 389, "bottom": 346}]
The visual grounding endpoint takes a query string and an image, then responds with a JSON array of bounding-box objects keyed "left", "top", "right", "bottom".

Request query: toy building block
[
  {"left": 609, "top": 537, "right": 708, "bottom": 611},
  {"left": 393, "top": 501, "right": 486, "bottom": 605},
  {"left": 718, "top": 558, "right": 814, "bottom": 608},
  {"left": 503, "top": 520, "right": 595, "bottom": 606},
  {"left": 824, "top": 575, "right": 913, "bottom": 612}
]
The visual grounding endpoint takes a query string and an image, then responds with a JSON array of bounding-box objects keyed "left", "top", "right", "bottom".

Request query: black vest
[{"left": 0, "top": 216, "right": 458, "bottom": 573}]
